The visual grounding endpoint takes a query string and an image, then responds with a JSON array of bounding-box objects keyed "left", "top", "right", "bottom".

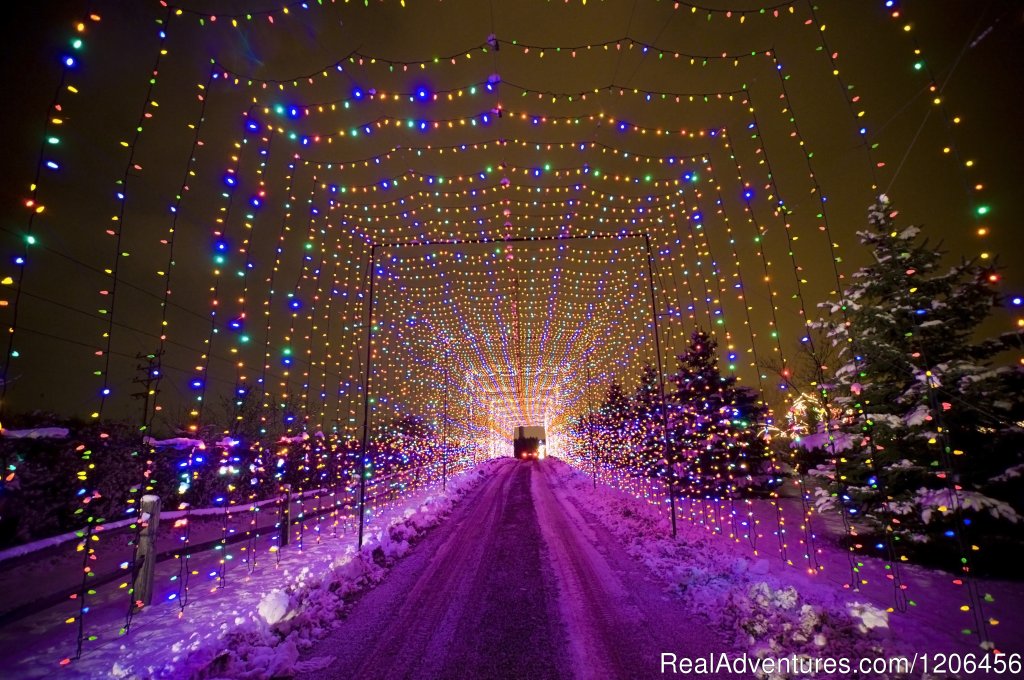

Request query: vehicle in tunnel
[{"left": 513, "top": 425, "right": 546, "bottom": 460}]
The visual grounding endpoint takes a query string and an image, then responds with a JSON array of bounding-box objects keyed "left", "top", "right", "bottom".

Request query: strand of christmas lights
[
  {"left": 94, "top": 8, "right": 173, "bottom": 420},
  {"left": 801, "top": 4, "right": 881, "bottom": 191},
  {"left": 0, "top": 12, "right": 104, "bottom": 662},
  {"left": 296, "top": 138, "right": 731, "bottom": 182},
  {"left": 718, "top": 132, "right": 822, "bottom": 573},
  {"left": 188, "top": 133, "right": 250, "bottom": 433},
  {"left": 72, "top": 9, "right": 173, "bottom": 660},
  {"left": 161, "top": 0, "right": 799, "bottom": 25},
  {"left": 885, "top": 2, "right": 993, "bottom": 260},
  {"left": 913, "top": 334, "right": 994, "bottom": 648},
  {"left": 282, "top": 175, "right": 328, "bottom": 551},
  {"left": 210, "top": 37, "right": 773, "bottom": 87},
  {"left": 768, "top": 51, "right": 909, "bottom": 599},
  {"left": 260, "top": 79, "right": 746, "bottom": 117},
  {"left": 706, "top": 172, "right": 787, "bottom": 557},
  {"left": 256, "top": 162, "right": 301, "bottom": 562},
  {"left": 678, "top": 187, "right": 757, "bottom": 546},
  {"left": 121, "top": 67, "right": 217, "bottom": 637},
  {"left": 1, "top": 12, "right": 100, "bottom": 420}
]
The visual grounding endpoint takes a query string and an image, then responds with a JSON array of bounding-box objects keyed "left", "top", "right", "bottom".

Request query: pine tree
[
  {"left": 632, "top": 363, "right": 665, "bottom": 477},
  {"left": 811, "top": 195, "right": 1024, "bottom": 554},
  {"left": 597, "top": 381, "right": 631, "bottom": 470},
  {"left": 668, "top": 330, "right": 767, "bottom": 499}
]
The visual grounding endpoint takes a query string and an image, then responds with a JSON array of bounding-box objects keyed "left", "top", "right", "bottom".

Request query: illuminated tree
[
  {"left": 597, "top": 381, "right": 631, "bottom": 469},
  {"left": 631, "top": 363, "right": 665, "bottom": 477},
  {"left": 811, "top": 195, "right": 1024, "bottom": 552},
  {"left": 668, "top": 330, "right": 767, "bottom": 499},
  {"left": 378, "top": 414, "right": 435, "bottom": 473}
]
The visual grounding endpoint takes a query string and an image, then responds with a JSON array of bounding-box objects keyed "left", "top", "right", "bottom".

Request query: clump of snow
[
  {"left": 257, "top": 589, "right": 291, "bottom": 626},
  {"left": 792, "top": 430, "right": 856, "bottom": 452},
  {"left": 915, "top": 487, "right": 1020, "bottom": 524},
  {"left": 903, "top": 404, "right": 931, "bottom": 427},
  {"left": 279, "top": 432, "right": 310, "bottom": 443},
  {"left": 865, "top": 413, "right": 903, "bottom": 428},
  {"left": 993, "top": 463, "right": 1024, "bottom": 483},
  {"left": 143, "top": 435, "right": 205, "bottom": 450},
  {"left": 848, "top": 601, "right": 889, "bottom": 633}
]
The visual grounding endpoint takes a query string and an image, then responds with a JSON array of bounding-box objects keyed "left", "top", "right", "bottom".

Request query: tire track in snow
[
  {"left": 304, "top": 459, "right": 731, "bottom": 679},
  {"left": 303, "top": 460, "right": 571, "bottom": 680},
  {"left": 531, "top": 461, "right": 733, "bottom": 680},
  {"left": 346, "top": 460, "right": 518, "bottom": 679}
]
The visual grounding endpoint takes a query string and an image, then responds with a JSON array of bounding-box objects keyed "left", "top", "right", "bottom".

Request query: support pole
[
  {"left": 643, "top": 234, "right": 676, "bottom": 538},
  {"left": 587, "top": 363, "right": 596, "bottom": 490},
  {"left": 442, "top": 361, "right": 449, "bottom": 491},
  {"left": 132, "top": 494, "right": 162, "bottom": 609},
  {"left": 357, "top": 245, "right": 378, "bottom": 549},
  {"left": 279, "top": 483, "right": 292, "bottom": 547}
]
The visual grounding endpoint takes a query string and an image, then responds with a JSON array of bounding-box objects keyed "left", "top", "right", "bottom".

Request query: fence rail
[{"left": 0, "top": 460, "right": 459, "bottom": 633}]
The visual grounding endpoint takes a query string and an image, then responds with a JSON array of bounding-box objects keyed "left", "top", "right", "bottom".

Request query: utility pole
[{"left": 131, "top": 351, "right": 162, "bottom": 430}]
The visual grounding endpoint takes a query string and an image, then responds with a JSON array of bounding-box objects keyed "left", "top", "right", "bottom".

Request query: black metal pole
[
  {"left": 442, "top": 360, "right": 449, "bottom": 491},
  {"left": 357, "top": 245, "right": 378, "bottom": 549},
  {"left": 587, "top": 363, "right": 596, "bottom": 489},
  {"left": 643, "top": 234, "right": 676, "bottom": 538}
]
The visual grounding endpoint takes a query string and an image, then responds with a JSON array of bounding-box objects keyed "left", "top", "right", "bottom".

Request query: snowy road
[{"left": 299, "top": 460, "right": 732, "bottom": 680}]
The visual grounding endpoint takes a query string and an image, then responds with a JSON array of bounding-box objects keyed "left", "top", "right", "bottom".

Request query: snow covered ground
[
  {"left": 0, "top": 460, "right": 501, "bottom": 679},
  {"left": 296, "top": 457, "right": 732, "bottom": 680},
  {"left": 548, "top": 460, "right": 1024, "bottom": 675},
  {"left": 3, "top": 457, "right": 1022, "bottom": 678}
]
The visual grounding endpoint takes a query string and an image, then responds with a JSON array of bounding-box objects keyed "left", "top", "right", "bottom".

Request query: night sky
[{"left": 0, "top": 1, "right": 1021, "bottom": 438}]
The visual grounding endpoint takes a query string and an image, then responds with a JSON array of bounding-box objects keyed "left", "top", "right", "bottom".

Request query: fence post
[
  {"left": 132, "top": 494, "right": 162, "bottom": 609},
  {"left": 280, "top": 484, "right": 292, "bottom": 547}
]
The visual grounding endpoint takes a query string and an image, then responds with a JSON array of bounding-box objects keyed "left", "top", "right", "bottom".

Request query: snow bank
[
  {"left": 545, "top": 460, "right": 900, "bottom": 678},
  {"left": 1, "top": 427, "right": 69, "bottom": 439},
  {"left": 104, "top": 459, "right": 501, "bottom": 679}
]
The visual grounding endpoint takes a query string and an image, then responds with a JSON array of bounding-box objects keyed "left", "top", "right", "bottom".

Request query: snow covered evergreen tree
[
  {"left": 810, "top": 195, "right": 1024, "bottom": 557},
  {"left": 668, "top": 330, "right": 767, "bottom": 499}
]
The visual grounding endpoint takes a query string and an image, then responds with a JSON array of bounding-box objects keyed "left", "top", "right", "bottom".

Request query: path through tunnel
[{"left": 299, "top": 459, "right": 729, "bottom": 680}]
